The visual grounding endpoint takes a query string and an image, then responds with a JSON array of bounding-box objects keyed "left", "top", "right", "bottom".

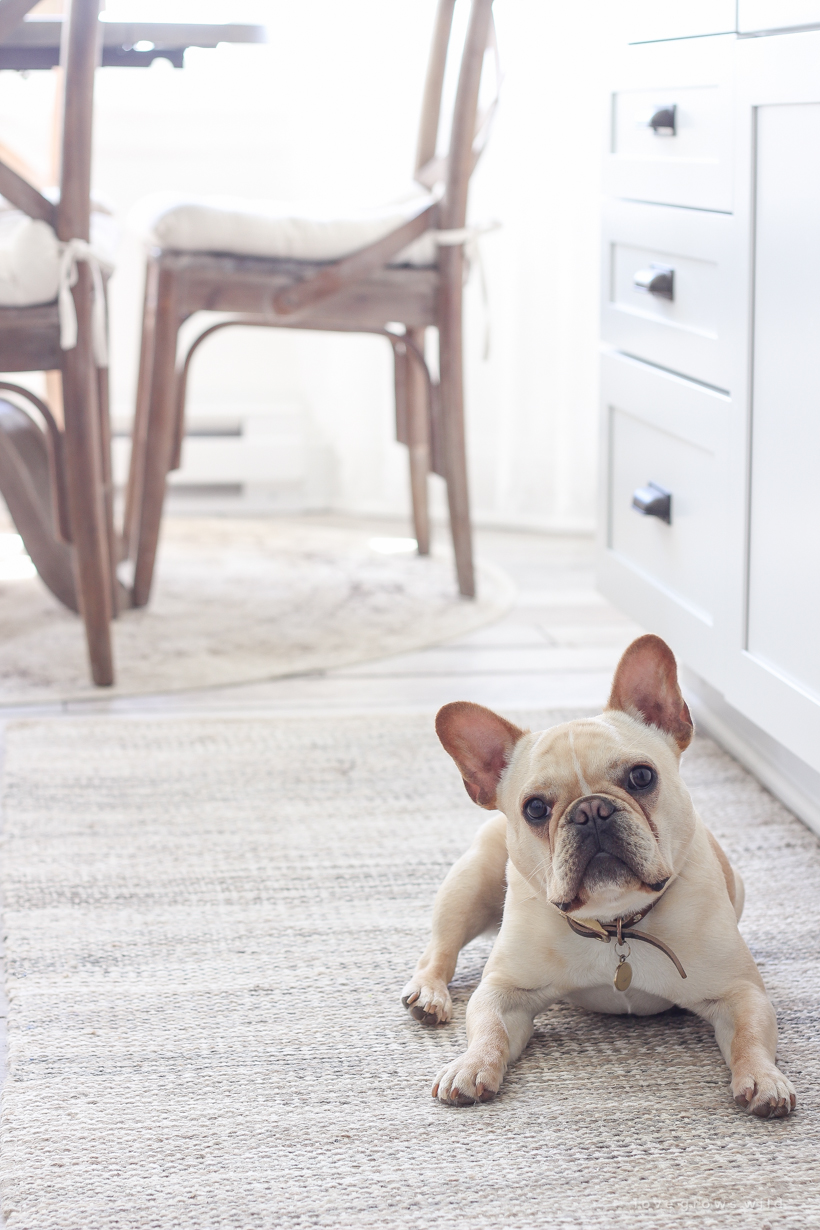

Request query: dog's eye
[
  {"left": 523, "top": 796, "right": 551, "bottom": 825},
  {"left": 627, "top": 765, "right": 655, "bottom": 791}
]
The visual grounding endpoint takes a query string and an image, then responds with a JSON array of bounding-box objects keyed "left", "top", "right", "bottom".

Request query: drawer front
[
  {"left": 597, "top": 355, "right": 730, "bottom": 680},
  {"left": 609, "top": 410, "right": 716, "bottom": 623},
  {"left": 606, "top": 37, "right": 734, "bottom": 211},
  {"left": 622, "top": 0, "right": 736, "bottom": 43},
  {"left": 602, "top": 201, "right": 733, "bottom": 390},
  {"left": 738, "top": 1, "right": 820, "bottom": 32}
]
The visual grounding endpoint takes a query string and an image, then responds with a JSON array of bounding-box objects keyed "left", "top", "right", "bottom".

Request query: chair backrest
[
  {"left": 0, "top": 0, "right": 99, "bottom": 237},
  {"left": 0, "top": 0, "right": 54, "bottom": 219},
  {"left": 414, "top": 0, "right": 498, "bottom": 231},
  {"left": 56, "top": 0, "right": 100, "bottom": 244}
]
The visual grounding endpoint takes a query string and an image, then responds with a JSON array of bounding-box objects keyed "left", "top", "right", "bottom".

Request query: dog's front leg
[
  {"left": 432, "top": 978, "right": 549, "bottom": 1106},
  {"left": 694, "top": 981, "right": 796, "bottom": 1118},
  {"left": 402, "top": 812, "right": 508, "bottom": 1025}
]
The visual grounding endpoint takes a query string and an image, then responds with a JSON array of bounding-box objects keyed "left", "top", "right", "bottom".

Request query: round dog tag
[{"left": 614, "top": 959, "right": 633, "bottom": 992}]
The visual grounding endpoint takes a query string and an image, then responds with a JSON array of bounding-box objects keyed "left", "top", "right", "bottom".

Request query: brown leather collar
[{"left": 564, "top": 898, "right": 687, "bottom": 980}]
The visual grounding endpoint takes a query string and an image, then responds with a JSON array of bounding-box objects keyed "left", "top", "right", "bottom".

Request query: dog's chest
[
  {"left": 564, "top": 985, "right": 674, "bottom": 1016},
  {"left": 554, "top": 927, "right": 677, "bottom": 1015}
]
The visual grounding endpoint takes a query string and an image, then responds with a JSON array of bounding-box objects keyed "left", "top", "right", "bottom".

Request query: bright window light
[
  {"left": 0, "top": 534, "right": 36, "bottom": 581},
  {"left": 368, "top": 537, "right": 418, "bottom": 555}
]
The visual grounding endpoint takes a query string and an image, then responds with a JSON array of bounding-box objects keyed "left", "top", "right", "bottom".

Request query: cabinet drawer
[
  {"left": 597, "top": 355, "right": 730, "bottom": 680},
  {"left": 609, "top": 409, "right": 716, "bottom": 624},
  {"left": 606, "top": 37, "right": 734, "bottom": 211},
  {"left": 602, "top": 201, "right": 733, "bottom": 390},
  {"left": 622, "top": 0, "right": 736, "bottom": 43},
  {"left": 738, "top": 1, "right": 820, "bottom": 32}
]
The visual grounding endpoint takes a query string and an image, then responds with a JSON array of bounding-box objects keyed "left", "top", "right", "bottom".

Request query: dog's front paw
[
  {"left": 432, "top": 1051, "right": 502, "bottom": 1105},
  {"left": 733, "top": 1064, "right": 796, "bottom": 1119},
  {"left": 401, "top": 972, "right": 452, "bottom": 1025}
]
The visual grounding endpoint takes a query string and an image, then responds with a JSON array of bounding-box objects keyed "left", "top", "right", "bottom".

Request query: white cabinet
[
  {"left": 622, "top": 0, "right": 820, "bottom": 39},
  {"left": 622, "top": 1, "right": 736, "bottom": 43},
  {"left": 738, "top": 1, "right": 820, "bottom": 32},
  {"left": 598, "top": 22, "right": 820, "bottom": 828}
]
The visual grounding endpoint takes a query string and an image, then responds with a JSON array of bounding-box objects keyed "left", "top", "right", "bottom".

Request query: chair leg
[
  {"left": 405, "top": 326, "right": 431, "bottom": 555},
  {"left": 60, "top": 263, "right": 114, "bottom": 684},
  {"left": 131, "top": 265, "right": 181, "bottom": 609},
  {"left": 123, "top": 258, "right": 159, "bottom": 563},
  {"left": 96, "top": 365, "right": 122, "bottom": 616},
  {"left": 437, "top": 252, "right": 476, "bottom": 598}
]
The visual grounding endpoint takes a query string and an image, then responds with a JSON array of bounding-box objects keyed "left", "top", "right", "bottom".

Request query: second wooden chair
[{"left": 124, "top": 0, "right": 498, "bottom": 607}]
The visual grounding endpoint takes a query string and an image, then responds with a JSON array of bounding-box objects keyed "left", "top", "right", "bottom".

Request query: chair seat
[
  {"left": 131, "top": 187, "right": 440, "bottom": 267},
  {"left": 0, "top": 204, "right": 118, "bottom": 308}
]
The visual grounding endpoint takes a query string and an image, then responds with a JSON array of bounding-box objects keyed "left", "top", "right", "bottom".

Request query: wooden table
[{"left": 0, "top": 14, "right": 266, "bottom": 69}]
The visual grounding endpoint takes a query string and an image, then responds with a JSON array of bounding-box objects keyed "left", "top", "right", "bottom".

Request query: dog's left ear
[
  {"left": 436, "top": 702, "right": 526, "bottom": 809},
  {"left": 607, "top": 634, "right": 693, "bottom": 752}
]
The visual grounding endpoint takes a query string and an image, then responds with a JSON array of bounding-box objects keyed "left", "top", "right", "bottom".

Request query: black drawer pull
[
  {"left": 648, "top": 105, "right": 676, "bottom": 135},
  {"left": 632, "top": 482, "right": 672, "bottom": 524},
  {"left": 633, "top": 263, "right": 674, "bottom": 300}
]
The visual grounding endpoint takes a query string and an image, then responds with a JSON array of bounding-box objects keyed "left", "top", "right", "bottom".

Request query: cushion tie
[
  {"left": 432, "top": 220, "right": 501, "bottom": 249},
  {"left": 58, "top": 238, "right": 109, "bottom": 368}
]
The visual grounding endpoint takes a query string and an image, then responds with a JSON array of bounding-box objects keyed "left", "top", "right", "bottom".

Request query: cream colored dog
[{"left": 402, "top": 634, "right": 796, "bottom": 1119}]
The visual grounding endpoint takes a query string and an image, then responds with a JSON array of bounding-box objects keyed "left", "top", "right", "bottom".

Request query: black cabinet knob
[
  {"left": 648, "top": 105, "right": 676, "bottom": 135},
  {"left": 633, "top": 263, "right": 674, "bottom": 300},
  {"left": 632, "top": 482, "right": 672, "bottom": 524}
]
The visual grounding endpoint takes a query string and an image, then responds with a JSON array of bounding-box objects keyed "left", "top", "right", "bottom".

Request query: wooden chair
[
  {"left": 0, "top": 0, "right": 116, "bottom": 684},
  {"left": 124, "top": 0, "right": 497, "bottom": 607}
]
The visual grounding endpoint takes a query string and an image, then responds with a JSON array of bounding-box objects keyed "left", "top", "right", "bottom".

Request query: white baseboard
[{"left": 683, "top": 668, "right": 820, "bottom": 841}]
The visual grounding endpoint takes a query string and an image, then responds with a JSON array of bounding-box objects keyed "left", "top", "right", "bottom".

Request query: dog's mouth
[
  {"left": 551, "top": 812, "right": 665, "bottom": 911},
  {"left": 552, "top": 850, "right": 649, "bottom": 913},
  {"left": 581, "top": 849, "right": 637, "bottom": 894}
]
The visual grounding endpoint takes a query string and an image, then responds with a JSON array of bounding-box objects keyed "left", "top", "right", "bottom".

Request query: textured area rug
[
  {"left": 1, "top": 711, "right": 819, "bottom": 1229},
  {"left": 0, "top": 518, "right": 514, "bottom": 704}
]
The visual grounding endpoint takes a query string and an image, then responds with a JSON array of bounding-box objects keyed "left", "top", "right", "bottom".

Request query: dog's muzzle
[{"left": 558, "top": 794, "right": 646, "bottom": 895}]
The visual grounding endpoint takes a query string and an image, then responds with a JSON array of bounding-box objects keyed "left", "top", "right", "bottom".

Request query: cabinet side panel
[{"left": 747, "top": 103, "right": 820, "bottom": 702}]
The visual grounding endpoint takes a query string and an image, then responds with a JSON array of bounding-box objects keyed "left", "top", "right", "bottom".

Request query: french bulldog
[{"left": 402, "top": 634, "right": 796, "bottom": 1118}]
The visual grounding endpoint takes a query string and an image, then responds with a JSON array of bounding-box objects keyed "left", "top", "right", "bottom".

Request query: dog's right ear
[{"left": 435, "top": 702, "right": 525, "bottom": 809}]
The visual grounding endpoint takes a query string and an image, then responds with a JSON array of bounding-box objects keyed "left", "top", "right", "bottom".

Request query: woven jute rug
[
  {"left": 0, "top": 517, "right": 514, "bottom": 704},
  {"left": 2, "top": 711, "right": 819, "bottom": 1229}
]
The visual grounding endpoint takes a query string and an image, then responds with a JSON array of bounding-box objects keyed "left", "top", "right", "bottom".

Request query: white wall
[{"left": 0, "top": 0, "right": 610, "bottom": 532}]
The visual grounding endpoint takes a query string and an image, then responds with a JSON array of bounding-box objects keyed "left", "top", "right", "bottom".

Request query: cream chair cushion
[
  {"left": 131, "top": 187, "right": 440, "bottom": 267},
  {"left": 0, "top": 203, "right": 118, "bottom": 308},
  {"left": 0, "top": 209, "right": 60, "bottom": 307}
]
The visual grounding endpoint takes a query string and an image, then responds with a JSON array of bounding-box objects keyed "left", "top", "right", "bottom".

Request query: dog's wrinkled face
[
  {"left": 500, "top": 713, "right": 694, "bottom": 919},
  {"left": 436, "top": 634, "right": 696, "bottom": 922}
]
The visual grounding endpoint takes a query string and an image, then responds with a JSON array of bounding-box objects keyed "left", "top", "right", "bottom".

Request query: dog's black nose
[{"left": 569, "top": 796, "right": 616, "bottom": 827}]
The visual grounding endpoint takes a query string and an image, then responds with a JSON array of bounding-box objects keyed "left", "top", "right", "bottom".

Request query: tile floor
[{"left": 0, "top": 518, "right": 645, "bottom": 1102}]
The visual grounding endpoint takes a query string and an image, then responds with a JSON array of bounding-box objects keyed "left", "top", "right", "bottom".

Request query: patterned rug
[
  {"left": 0, "top": 517, "right": 514, "bottom": 704},
  {"left": 1, "top": 710, "right": 818, "bottom": 1228}
]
